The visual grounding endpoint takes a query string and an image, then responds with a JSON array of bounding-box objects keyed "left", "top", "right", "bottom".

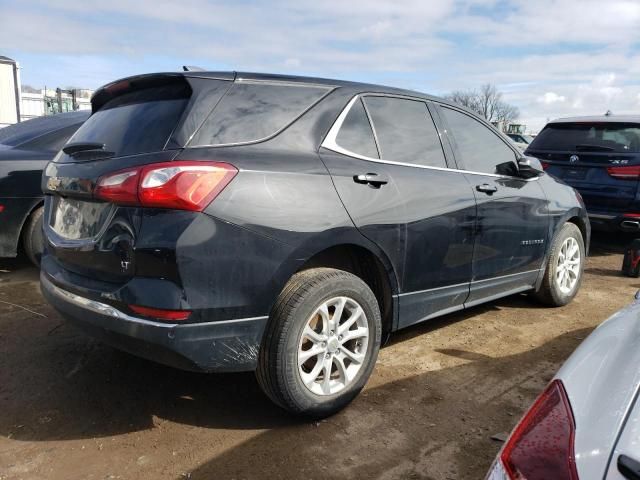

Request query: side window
[
  {"left": 441, "top": 107, "right": 516, "bottom": 174},
  {"left": 192, "top": 82, "right": 331, "bottom": 146},
  {"left": 335, "top": 98, "right": 379, "bottom": 159},
  {"left": 363, "top": 96, "right": 447, "bottom": 168}
]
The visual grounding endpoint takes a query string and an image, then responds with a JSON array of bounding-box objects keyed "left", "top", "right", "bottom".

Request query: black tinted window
[
  {"left": 364, "top": 97, "right": 446, "bottom": 167},
  {"left": 529, "top": 123, "right": 640, "bottom": 153},
  {"left": 69, "top": 84, "right": 190, "bottom": 157},
  {"left": 442, "top": 107, "right": 515, "bottom": 174},
  {"left": 192, "top": 81, "right": 330, "bottom": 146},
  {"left": 335, "top": 98, "right": 379, "bottom": 158}
]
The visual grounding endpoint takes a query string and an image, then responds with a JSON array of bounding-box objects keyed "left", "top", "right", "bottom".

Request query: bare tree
[
  {"left": 445, "top": 83, "right": 519, "bottom": 124},
  {"left": 445, "top": 90, "right": 480, "bottom": 112}
]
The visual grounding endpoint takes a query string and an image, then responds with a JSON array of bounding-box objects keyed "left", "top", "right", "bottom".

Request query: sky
[{"left": 1, "top": 0, "right": 640, "bottom": 132}]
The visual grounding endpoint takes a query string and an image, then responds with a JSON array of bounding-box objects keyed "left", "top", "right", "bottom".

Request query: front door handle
[
  {"left": 476, "top": 183, "right": 498, "bottom": 194},
  {"left": 354, "top": 173, "right": 389, "bottom": 188}
]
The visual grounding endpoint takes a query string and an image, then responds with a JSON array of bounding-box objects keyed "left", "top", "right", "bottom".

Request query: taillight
[
  {"left": 95, "top": 161, "right": 237, "bottom": 211},
  {"left": 129, "top": 304, "right": 192, "bottom": 321},
  {"left": 607, "top": 165, "right": 640, "bottom": 180},
  {"left": 540, "top": 161, "right": 550, "bottom": 170},
  {"left": 95, "top": 170, "right": 139, "bottom": 205},
  {"left": 488, "top": 380, "right": 578, "bottom": 480}
]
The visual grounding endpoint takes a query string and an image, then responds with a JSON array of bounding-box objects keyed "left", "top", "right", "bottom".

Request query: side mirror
[{"left": 517, "top": 156, "right": 544, "bottom": 179}]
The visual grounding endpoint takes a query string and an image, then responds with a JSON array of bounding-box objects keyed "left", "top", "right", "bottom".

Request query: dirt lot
[{"left": 1, "top": 232, "right": 638, "bottom": 480}]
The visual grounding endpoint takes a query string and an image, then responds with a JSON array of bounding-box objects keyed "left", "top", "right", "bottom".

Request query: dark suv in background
[
  {"left": 526, "top": 115, "right": 640, "bottom": 232},
  {"left": 41, "top": 71, "right": 588, "bottom": 416}
]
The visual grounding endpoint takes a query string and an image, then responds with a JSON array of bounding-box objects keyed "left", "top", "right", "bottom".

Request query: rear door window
[
  {"left": 67, "top": 83, "right": 191, "bottom": 157},
  {"left": 441, "top": 107, "right": 516, "bottom": 174},
  {"left": 529, "top": 123, "right": 640, "bottom": 153},
  {"left": 334, "top": 98, "right": 379, "bottom": 159},
  {"left": 191, "top": 81, "right": 331, "bottom": 146},
  {"left": 363, "top": 96, "right": 447, "bottom": 168}
]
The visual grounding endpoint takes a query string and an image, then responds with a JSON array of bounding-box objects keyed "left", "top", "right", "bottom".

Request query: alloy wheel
[
  {"left": 297, "top": 296, "right": 369, "bottom": 396},
  {"left": 555, "top": 236, "right": 581, "bottom": 294}
]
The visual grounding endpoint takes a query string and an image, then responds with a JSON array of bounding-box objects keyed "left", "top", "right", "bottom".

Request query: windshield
[{"left": 529, "top": 123, "right": 640, "bottom": 153}]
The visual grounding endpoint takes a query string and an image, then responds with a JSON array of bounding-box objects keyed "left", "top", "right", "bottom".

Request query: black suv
[
  {"left": 41, "top": 72, "right": 589, "bottom": 417},
  {"left": 525, "top": 115, "right": 640, "bottom": 232}
]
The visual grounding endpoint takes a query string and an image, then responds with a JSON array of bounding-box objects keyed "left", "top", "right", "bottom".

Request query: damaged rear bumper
[{"left": 41, "top": 273, "right": 268, "bottom": 372}]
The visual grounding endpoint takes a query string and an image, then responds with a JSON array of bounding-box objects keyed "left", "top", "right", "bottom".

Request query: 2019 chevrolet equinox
[{"left": 40, "top": 71, "right": 590, "bottom": 417}]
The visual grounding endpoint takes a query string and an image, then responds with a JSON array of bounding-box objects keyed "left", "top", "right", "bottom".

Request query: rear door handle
[
  {"left": 354, "top": 173, "right": 389, "bottom": 188},
  {"left": 476, "top": 183, "right": 498, "bottom": 194},
  {"left": 619, "top": 454, "right": 640, "bottom": 480}
]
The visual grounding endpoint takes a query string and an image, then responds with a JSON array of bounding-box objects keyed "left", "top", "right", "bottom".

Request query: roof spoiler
[{"left": 90, "top": 71, "right": 236, "bottom": 112}]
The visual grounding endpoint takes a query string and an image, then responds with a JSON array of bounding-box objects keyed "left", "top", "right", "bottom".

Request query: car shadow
[
  {"left": 0, "top": 256, "right": 39, "bottom": 283},
  {"left": 1, "top": 261, "right": 591, "bottom": 448},
  {"left": 589, "top": 231, "right": 636, "bottom": 257},
  {"left": 181, "top": 328, "right": 592, "bottom": 480},
  {"left": 0, "top": 254, "right": 580, "bottom": 450}
]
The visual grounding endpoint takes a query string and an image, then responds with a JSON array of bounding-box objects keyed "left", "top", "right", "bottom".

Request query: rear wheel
[
  {"left": 256, "top": 268, "right": 381, "bottom": 417},
  {"left": 22, "top": 206, "right": 44, "bottom": 267},
  {"left": 533, "top": 223, "right": 585, "bottom": 307}
]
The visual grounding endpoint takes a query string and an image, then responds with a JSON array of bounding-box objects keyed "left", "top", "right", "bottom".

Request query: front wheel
[
  {"left": 533, "top": 222, "right": 585, "bottom": 307},
  {"left": 256, "top": 268, "right": 381, "bottom": 417}
]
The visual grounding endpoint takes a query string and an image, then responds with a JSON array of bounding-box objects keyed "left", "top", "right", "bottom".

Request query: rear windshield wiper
[
  {"left": 575, "top": 144, "right": 615, "bottom": 152},
  {"left": 63, "top": 142, "right": 106, "bottom": 155}
]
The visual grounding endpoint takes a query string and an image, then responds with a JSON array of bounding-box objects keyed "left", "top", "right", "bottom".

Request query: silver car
[{"left": 487, "top": 292, "right": 640, "bottom": 480}]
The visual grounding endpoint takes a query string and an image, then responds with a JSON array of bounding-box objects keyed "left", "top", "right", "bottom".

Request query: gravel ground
[{"left": 1, "top": 232, "right": 638, "bottom": 480}]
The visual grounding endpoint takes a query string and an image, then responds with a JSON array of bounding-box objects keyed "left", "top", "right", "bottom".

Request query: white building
[
  {"left": 0, "top": 55, "right": 92, "bottom": 127},
  {"left": 0, "top": 56, "right": 21, "bottom": 128},
  {"left": 20, "top": 88, "right": 92, "bottom": 121}
]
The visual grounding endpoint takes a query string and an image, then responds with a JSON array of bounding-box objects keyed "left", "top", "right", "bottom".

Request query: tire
[
  {"left": 256, "top": 267, "right": 382, "bottom": 418},
  {"left": 533, "top": 223, "right": 585, "bottom": 307},
  {"left": 22, "top": 206, "right": 44, "bottom": 267}
]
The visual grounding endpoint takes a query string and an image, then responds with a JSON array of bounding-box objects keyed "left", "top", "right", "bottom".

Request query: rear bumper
[
  {"left": 589, "top": 212, "right": 640, "bottom": 232},
  {"left": 41, "top": 273, "right": 268, "bottom": 372}
]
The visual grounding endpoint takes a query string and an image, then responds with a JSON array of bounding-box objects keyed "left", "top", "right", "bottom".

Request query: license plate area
[
  {"left": 49, "top": 197, "right": 113, "bottom": 240},
  {"left": 562, "top": 167, "right": 587, "bottom": 181}
]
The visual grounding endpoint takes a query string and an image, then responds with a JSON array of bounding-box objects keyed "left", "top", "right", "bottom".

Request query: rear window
[
  {"left": 0, "top": 111, "right": 88, "bottom": 148},
  {"left": 190, "top": 81, "right": 331, "bottom": 146},
  {"left": 529, "top": 123, "right": 640, "bottom": 153},
  {"left": 67, "top": 83, "right": 191, "bottom": 157}
]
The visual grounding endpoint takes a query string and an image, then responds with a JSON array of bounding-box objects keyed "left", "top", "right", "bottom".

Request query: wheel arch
[
  {"left": 566, "top": 215, "right": 589, "bottom": 255},
  {"left": 535, "top": 208, "right": 589, "bottom": 290},
  {"left": 0, "top": 197, "right": 43, "bottom": 258},
  {"left": 271, "top": 238, "right": 400, "bottom": 342}
]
